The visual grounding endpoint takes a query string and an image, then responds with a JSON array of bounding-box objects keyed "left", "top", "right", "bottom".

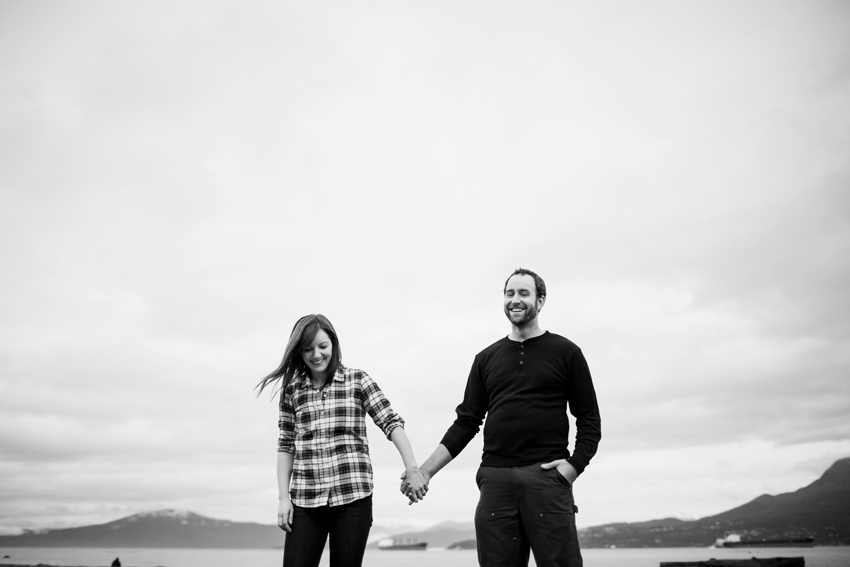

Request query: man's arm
[
  {"left": 566, "top": 349, "right": 601, "bottom": 476},
  {"left": 400, "top": 355, "right": 487, "bottom": 502},
  {"left": 542, "top": 348, "right": 601, "bottom": 483},
  {"left": 400, "top": 443, "right": 453, "bottom": 504},
  {"left": 420, "top": 443, "right": 453, "bottom": 479}
]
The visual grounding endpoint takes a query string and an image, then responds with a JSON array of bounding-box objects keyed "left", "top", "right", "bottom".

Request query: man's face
[{"left": 503, "top": 274, "right": 543, "bottom": 328}]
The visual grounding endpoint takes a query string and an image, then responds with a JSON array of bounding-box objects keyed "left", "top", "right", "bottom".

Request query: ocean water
[{"left": 0, "top": 546, "right": 848, "bottom": 567}]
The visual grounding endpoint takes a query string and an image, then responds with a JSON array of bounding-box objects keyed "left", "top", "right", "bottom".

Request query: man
[{"left": 403, "top": 268, "right": 601, "bottom": 567}]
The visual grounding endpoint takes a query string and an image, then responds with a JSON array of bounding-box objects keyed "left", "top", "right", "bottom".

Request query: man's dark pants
[{"left": 475, "top": 463, "right": 582, "bottom": 567}]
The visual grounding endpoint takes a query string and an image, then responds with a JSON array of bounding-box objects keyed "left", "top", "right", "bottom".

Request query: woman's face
[{"left": 301, "top": 329, "right": 333, "bottom": 379}]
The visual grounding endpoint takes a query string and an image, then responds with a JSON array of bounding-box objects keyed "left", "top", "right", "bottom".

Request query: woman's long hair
[{"left": 255, "top": 314, "right": 342, "bottom": 397}]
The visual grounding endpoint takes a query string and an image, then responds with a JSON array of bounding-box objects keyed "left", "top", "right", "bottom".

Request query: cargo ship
[
  {"left": 377, "top": 536, "right": 428, "bottom": 550},
  {"left": 716, "top": 533, "right": 814, "bottom": 548}
]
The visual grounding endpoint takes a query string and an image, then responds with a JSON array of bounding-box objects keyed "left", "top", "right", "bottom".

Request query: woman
[{"left": 256, "top": 314, "right": 427, "bottom": 567}]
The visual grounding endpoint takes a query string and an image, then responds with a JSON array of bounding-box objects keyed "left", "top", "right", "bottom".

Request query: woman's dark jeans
[{"left": 283, "top": 496, "right": 373, "bottom": 567}]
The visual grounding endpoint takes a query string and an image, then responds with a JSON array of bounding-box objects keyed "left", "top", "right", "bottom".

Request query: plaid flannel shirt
[{"left": 278, "top": 364, "right": 405, "bottom": 508}]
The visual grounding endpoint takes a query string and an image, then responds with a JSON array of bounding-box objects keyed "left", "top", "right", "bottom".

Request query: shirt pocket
[{"left": 294, "top": 397, "right": 322, "bottom": 432}]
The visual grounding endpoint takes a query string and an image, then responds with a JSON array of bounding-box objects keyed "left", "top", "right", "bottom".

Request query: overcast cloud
[{"left": 1, "top": 0, "right": 849, "bottom": 535}]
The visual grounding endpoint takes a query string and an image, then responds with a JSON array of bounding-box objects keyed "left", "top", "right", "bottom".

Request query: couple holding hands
[{"left": 256, "top": 268, "right": 602, "bottom": 567}]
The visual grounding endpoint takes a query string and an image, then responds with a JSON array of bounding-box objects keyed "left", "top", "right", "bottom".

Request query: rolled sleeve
[
  {"left": 361, "top": 372, "right": 405, "bottom": 439},
  {"left": 277, "top": 389, "right": 296, "bottom": 453}
]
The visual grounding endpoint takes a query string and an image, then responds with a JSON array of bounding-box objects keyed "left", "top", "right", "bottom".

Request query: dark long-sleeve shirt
[{"left": 440, "top": 331, "right": 601, "bottom": 475}]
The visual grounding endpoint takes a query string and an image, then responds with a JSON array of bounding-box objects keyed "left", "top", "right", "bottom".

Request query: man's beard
[{"left": 505, "top": 304, "right": 538, "bottom": 327}]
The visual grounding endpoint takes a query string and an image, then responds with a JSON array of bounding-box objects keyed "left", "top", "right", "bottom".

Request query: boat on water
[
  {"left": 715, "top": 533, "right": 814, "bottom": 548},
  {"left": 722, "top": 537, "right": 814, "bottom": 548},
  {"left": 377, "top": 536, "right": 428, "bottom": 550}
]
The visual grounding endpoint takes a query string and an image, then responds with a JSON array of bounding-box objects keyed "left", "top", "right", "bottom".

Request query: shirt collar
[{"left": 297, "top": 364, "right": 346, "bottom": 387}]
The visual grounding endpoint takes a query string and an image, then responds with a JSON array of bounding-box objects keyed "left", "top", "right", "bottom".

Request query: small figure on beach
[
  {"left": 111, "top": 558, "right": 121, "bottom": 567},
  {"left": 257, "top": 314, "right": 427, "bottom": 567},
  {"left": 402, "top": 268, "right": 602, "bottom": 567}
]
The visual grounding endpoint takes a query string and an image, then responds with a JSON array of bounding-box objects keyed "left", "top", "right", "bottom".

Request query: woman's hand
[
  {"left": 277, "top": 497, "right": 294, "bottom": 532},
  {"left": 400, "top": 466, "right": 430, "bottom": 504}
]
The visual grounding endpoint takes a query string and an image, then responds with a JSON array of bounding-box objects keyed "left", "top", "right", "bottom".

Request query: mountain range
[
  {"left": 579, "top": 457, "right": 850, "bottom": 547},
  {"left": 0, "top": 510, "right": 285, "bottom": 549},
  {"left": 1, "top": 458, "right": 847, "bottom": 549}
]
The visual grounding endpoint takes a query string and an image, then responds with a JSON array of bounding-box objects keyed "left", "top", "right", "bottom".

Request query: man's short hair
[{"left": 504, "top": 267, "right": 546, "bottom": 299}]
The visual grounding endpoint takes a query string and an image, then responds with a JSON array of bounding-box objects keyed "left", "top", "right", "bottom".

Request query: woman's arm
[
  {"left": 389, "top": 427, "right": 428, "bottom": 503},
  {"left": 277, "top": 451, "right": 295, "bottom": 532}
]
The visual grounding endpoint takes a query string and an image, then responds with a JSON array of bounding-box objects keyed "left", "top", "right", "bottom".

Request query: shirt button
[
  {"left": 520, "top": 361, "right": 524, "bottom": 365},
  {"left": 521, "top": 351, "right": 524, "bottom": 355}
]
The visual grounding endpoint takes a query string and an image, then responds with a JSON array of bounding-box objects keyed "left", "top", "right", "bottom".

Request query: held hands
[
  {"left": 541, "top": 459, "right": 578, "bottom": 486},
  {"left": 277, "top": 497, "right": 294, "bottom": 532},
  {"left": 399, "top": 467, "right": 430, "bottom": 505}
]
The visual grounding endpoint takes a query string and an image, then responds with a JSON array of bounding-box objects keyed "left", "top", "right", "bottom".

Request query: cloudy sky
[{"left": 2, "top": 1, "right": 849, "bottom": 536}]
